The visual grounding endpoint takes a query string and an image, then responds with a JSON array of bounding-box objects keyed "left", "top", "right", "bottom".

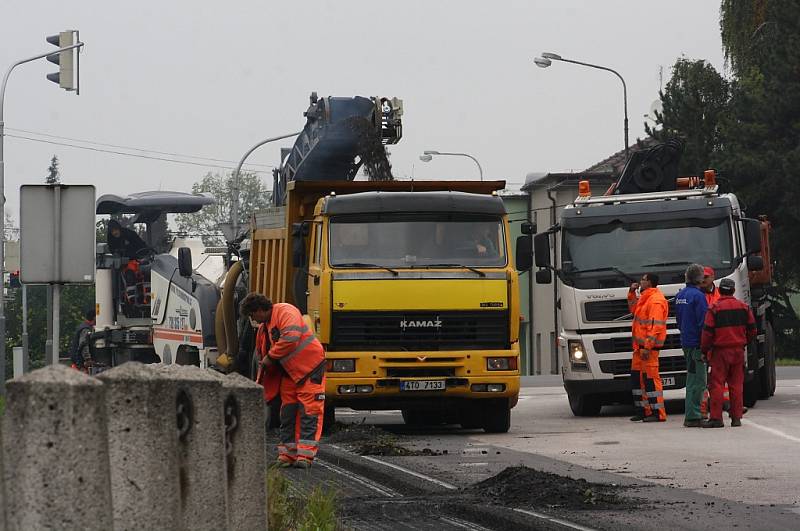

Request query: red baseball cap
[{"left": 703, "top": 266, "right": 715, "bottom": 277}]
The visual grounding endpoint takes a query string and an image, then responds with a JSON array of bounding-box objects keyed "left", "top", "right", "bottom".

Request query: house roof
[
  {"left": 521, "top": 171, "right": 615, "bottom": 192},
  {"left": 584, "top": 136, "right": 659, "bottom": 175}
]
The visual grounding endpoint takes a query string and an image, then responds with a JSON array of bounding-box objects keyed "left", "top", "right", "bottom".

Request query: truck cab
[{"left": 531, "top": 179, "right": 775, "bottom": 415}]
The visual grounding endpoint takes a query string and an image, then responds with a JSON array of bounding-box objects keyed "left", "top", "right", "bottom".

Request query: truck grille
[
  {"left": 584, "top": 299, "right": 676, "bottom": 322},
  {"left": 593, "top": 334, "right": 682, "bottom": 354},
  {"left": 330, "top": 310, "right": 510, "bottom": 351},
  {"left": 599, "top": 355, "right": 687, "bottom": 375}
]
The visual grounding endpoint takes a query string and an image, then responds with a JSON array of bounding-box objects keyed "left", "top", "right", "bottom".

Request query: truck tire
[
  {"left": 757, "top": 323, "right": 776, "bottom": 400},
  {"left": 482, "top": 404, "right": 511, "bottom": 433},
  {"left": 568, "top": 392, "right": 602, "bottom": 417},
  {"left": 266, "top": 401, "right": 281, "bottom": 430},
  {"left": 743, "top": 376, "right": 759, "bottom": 408},
  {"left": 322, "top": 405, "right": 336, "bottom": 435}
]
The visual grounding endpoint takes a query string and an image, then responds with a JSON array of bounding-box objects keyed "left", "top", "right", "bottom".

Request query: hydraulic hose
[
  {"left": 222, "top": 260, "right": 244, "bottom": 360},
  {"left": 215, "top": 298, "right": 227, "bottom": 356}
]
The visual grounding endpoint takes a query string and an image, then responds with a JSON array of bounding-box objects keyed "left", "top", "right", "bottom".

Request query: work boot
[
  {"left": 642, "top": 415, "right": 664, "bottom": 423},
  {"left": 702, "top": 419, "right": 724, "bottom": 428},
  {"left": 683, "top": 419, "right": 702, "bottom": 428},
  {"left": 294, "top": 458, "right": 312, "bottom": 470},
  {"left": 275, "top": 457, "right": 294, "bottom": 468},
  {"left": 731, "top": 418, "right": 742, "bottom": 427}
]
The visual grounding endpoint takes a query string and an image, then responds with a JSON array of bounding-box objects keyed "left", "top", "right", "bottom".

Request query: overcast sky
[{"left": 1, "top": 1, "right": 726, "bottom": 222}]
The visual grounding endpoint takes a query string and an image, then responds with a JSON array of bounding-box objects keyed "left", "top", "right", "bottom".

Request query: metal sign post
[{"left": 20, "top": 184, "right": 95, "bottom": 365}]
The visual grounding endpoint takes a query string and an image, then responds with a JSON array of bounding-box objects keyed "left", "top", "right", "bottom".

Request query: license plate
[
  {"left": 400, "top": 380, "right": 445, "bottom": 391},
  {"left": 661, "top": 376, "right": 676, "bottom": 387}
]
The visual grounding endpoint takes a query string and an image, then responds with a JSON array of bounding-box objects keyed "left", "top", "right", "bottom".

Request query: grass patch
[
  {"left": 267, "top": 464, "right": 342, "bottom": 531},
  {"left": 776, "top": 358, "right": 800, "bottom": 366}
]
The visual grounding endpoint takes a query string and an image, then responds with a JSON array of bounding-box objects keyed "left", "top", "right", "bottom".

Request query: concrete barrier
[
  {"left": 1, "top": 362, "right": 267, "bottom": 530},
  {"left": 159, "top": 364, "right": 228, "bottom": 531},
  {"left": 98, "top": 362, "right": 182, "bottom": 530},
  {"left": 2, "top": 365, "right": 113, "bottom": 531},
  {"left": 210, "top": 371, "right": 267, "bottom": 531}
]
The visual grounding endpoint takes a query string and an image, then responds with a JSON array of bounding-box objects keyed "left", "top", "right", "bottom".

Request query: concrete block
[
  {"left": 2, "top": 364, "right": 112, "bottom": 531},
  {"left": 158, "top": 365, "right": 227, "bottom": 531},
  {"left": 210, "top": 371, "right": 267, "bottom": 531},
  {"left": 97, "top": 362, "right": 181, "bottom": 530}
]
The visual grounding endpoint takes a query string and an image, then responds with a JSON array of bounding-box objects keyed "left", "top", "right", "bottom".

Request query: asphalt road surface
[{"left": 315, "top": 366, "right": 800, "bottom": 529}]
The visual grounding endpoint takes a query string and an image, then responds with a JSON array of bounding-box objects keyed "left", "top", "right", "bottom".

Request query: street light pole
[
  {"left": 419, "top": 150, "right": 484, "bottom": 181},
  {"left": 535, "top": 52, "right": 629, "bottom": 154},
  {"left": 229, "top": 131, "right": 301, "bottom": 241},
  {"left": 0, "top": 39, "right": 84, "bottom": 387}
]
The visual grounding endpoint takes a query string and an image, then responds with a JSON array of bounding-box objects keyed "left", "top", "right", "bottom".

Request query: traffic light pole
[{"left": 0, "top": 40, "right": 83, "bottom": 390}]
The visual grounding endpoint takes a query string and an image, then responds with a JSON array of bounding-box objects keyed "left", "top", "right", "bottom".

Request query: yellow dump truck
[{"left": 247, "top": 179, "right": 521, "bottom": 432}]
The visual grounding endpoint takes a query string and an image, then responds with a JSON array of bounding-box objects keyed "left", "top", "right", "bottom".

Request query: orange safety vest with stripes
[
  {"left": 627, "top": 287, "right": 669, "bottom": 353},
  {"left": 257, "top": 302, "right": 325, "bottom": 384}
]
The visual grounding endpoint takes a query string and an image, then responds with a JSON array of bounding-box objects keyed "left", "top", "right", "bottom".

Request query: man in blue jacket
[{"left": 675, "top": 264, "right": 709, "bottom": 427}]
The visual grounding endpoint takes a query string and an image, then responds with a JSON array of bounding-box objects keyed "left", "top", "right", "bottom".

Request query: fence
[{"left": 0, "top": 363, "right": 266, "bottom": 531}]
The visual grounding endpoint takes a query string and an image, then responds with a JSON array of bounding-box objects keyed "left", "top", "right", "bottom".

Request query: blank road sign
[{"left": 20, "top": 184, "right": 96, "bottom": 284}]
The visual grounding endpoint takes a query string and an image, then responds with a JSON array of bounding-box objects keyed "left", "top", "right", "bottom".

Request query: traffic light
[
  {"left": 9, "top": 271, "right": 20, "bottom": 289},
  {"left": 46, "top": 31, "right": 78, "bottom": 91}
]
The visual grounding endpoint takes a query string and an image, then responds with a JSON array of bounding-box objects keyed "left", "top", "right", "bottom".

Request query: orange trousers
[
  {"left": 277, "top": 374, "right": 326, "bottom": 464},
  {"left": 630, "top": 350, "right": 667, "bottom": 421}
]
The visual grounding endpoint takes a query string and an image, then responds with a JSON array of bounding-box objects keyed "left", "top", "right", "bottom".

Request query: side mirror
[
  {"left": 178, "top": 247, "right": 193, "bottom": 278},
  {"left": 743, "top": 219, "right": 762, "bottom": 255},
  {"left": 747, "top": 255, "right": 764, "bottom": 272},
  {"left": 292, "top": 222, "right": 308, "bottom": 268},
  {"left": 535, "top": 269, "right": 552, "bottom": 284},
  {"left": 515, "top": 235, "right": 533, "bottom": 272},
  {"left": 533, "top": 233, "right": 552, "bottom": 268},
  {"left": 520, "top": 221, "right": 536, "bottom": 235}
]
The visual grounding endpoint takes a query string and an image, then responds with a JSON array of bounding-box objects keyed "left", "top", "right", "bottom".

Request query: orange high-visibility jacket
[
  {"left": 627, "top": 288, "right": 669, "bottom": 353},
  {"left": 705, "top": 287, "right": 720, "bottom": 307},
  {"left": 264, "top": 303, "right": 325, "bottom": 383}
]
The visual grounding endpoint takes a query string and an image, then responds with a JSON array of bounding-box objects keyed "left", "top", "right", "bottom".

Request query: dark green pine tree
[
  {"left": 645, "top": 58, "right": 729, "bottom": 176},
  {"left": 45, "top": 155, "right": 60, "bottom": 184}
]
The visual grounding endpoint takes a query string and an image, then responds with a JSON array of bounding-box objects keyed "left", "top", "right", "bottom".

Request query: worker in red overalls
[{"left": 240, "top": 293, "right": 326, "bottom": 469}]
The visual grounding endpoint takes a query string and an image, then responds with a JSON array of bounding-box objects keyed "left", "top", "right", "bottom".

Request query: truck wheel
[
  {"left": 743, "top": 377, "right": 759, "bottom": 408},
  {"left": 482, "top": 404, "right": 511, "bottom": 433},
  {"left": 266, "top": 400, "right": 281, "bottom": 430},
  {"left": 758, "top": 326, "right": 776, "bottom": 400},
  {"left": 322, "top": 405, "right": 336, "bottom": 435},
  {"left": 568, "top": 392, "right": 602, "bottom": 417}
]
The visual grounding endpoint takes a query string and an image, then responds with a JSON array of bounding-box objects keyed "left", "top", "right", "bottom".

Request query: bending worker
[
  {"left": 240, "top": 293, "right": 326, "bottom": 468},
  {"left": 627, "top": 273, "right": 669, "bottom": 422}
]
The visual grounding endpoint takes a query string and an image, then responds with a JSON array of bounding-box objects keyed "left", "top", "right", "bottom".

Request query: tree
[
  {"left": 175, "top": 171, "right": 272, "bottom": 246},
  {"left": 46, "top": 155, "right": 60, "bottom": 184},
  {"left": 644, "top": 58, "right": 729, "bottom": 176}
]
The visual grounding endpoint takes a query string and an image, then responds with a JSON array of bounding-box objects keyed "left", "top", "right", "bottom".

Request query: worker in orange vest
[
  {"left": 240, "top": 293, "right": 326, "bottom": 469},
  {"left": 627, "top": 273, "right": 669, "bottom": 422},
  {"left": 702, "top": 266, "right": 721, "bottom": 307}
]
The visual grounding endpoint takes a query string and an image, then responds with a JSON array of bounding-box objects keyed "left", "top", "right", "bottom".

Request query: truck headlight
[
  {"left": 568, "top": 340, "right": 589, "bottom": 370},
  {"left": 487, "top": 357, "right": 518, "bottom": 371},
  {"left": 327, "top": 359, "right": 355, "bottom": 372}
]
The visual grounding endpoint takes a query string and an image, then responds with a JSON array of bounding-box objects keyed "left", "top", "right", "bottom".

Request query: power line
[
  {"left": 6, "top": 127, "right": 275, "bottom": 169},
  {"left": 5, "top": 134, "right": 274, "bottom": 174}
]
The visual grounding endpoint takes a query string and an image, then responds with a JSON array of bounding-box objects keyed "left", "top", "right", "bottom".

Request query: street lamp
[
  {"left": 534, "top": 51, "right": 629, "bottom": 154},
  {"left": 419, "top": 150, "right": 484, "bottom": 181},
  {"left": 0, "top": 32, "right": 84, "bottom": 385},
  {"left": 228, "top": 131, "right": 301, "bottom": 242}
]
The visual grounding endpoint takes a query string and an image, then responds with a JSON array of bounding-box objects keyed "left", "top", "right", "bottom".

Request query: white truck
[{"left": 525, "top": 149, "right": 776, "bottom": 416}]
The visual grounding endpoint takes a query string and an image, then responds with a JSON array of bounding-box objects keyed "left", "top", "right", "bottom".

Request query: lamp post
[
  {"left": 534, "top": 51, "right": 629, "bottom": 154},
  {"left": 1, "top": 34, "right": 84, "bottom": 386},
  {"left": 419, "top": 150, "right": 484, "bottom": 181},
  {"left": 229, "top": 131, "right": 301, "bottom": 242}
]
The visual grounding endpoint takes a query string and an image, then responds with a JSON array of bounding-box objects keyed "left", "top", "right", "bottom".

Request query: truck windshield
[
  {"left": 329, "top": 213, "right": 506, "bottom": 268},
  {"left": 562, "top": 217, "right": 733, "bottom": 287}
]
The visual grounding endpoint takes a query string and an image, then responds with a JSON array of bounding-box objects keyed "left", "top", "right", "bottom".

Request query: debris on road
[
  {"left": 325, "top": 421, "right": 442, "bottom": 456},
  {"left": 468, "top": 466, "right": 640, "bottom": 510}
]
